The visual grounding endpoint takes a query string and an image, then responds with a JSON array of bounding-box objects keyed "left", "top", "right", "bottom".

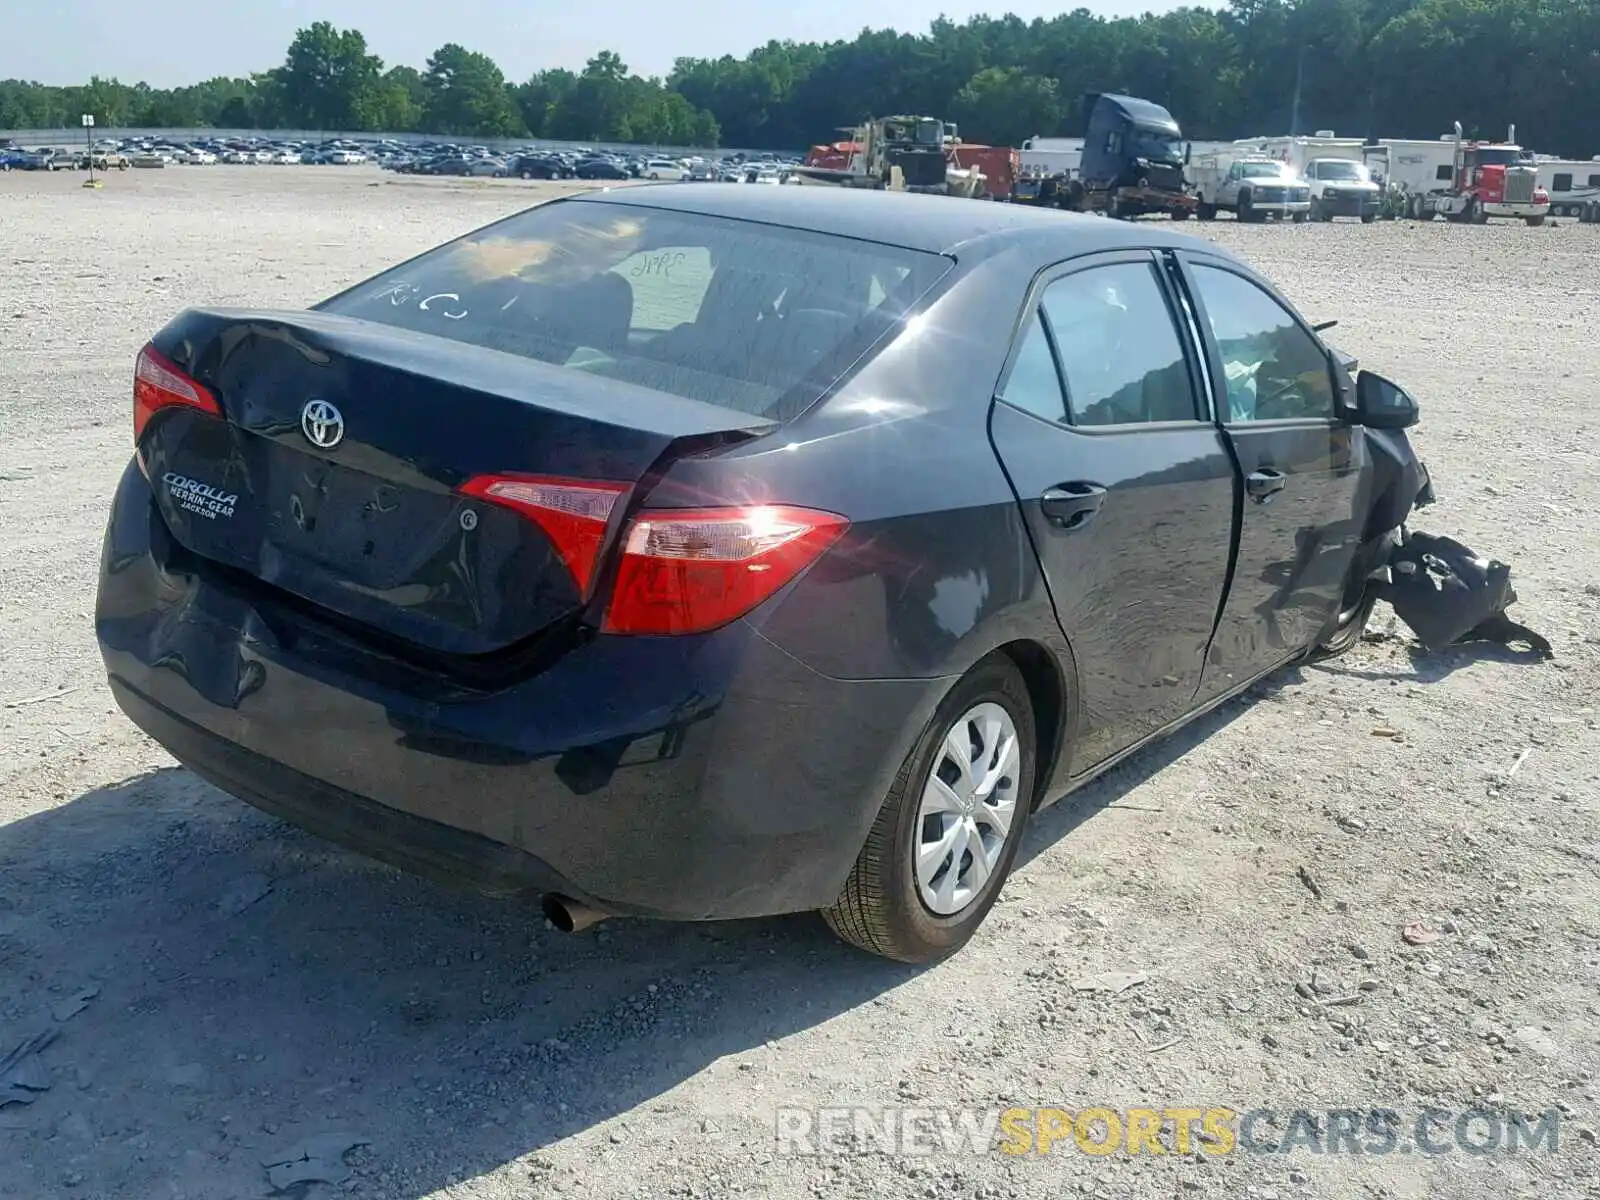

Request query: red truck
[{"left": 1406, "top": 121, "right": 1551, "bottom": 225}]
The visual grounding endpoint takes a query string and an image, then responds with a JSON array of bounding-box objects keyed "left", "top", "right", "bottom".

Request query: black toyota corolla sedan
[{"left": 97, "top": 185, "right": 1434, "bottom": 962}]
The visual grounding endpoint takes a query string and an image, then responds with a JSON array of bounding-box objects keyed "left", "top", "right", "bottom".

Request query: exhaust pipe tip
[{"left": 541, "top": 893, "right": 607, "bottom": 934}]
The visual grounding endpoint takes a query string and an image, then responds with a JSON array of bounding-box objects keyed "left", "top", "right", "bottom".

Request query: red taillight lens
[
  {"left": 459, "top": 474, "right": 629, "bottom": 594},
  {"left": 133, "top": 343, "right": 219, "bottom": 442},
  {"left": 603, "top": 505, "right": 849, "bottom": 635}
]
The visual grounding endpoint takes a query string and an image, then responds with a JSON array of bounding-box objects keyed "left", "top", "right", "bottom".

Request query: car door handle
[
  {"left": 1040, "top": 482, "right": 1107, "bottom": 531},
  {"left": 1246, "top": 469, "right": 1287, "bottom": 503}
]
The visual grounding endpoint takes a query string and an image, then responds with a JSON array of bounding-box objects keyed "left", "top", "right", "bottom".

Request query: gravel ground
[{"left": 2, "top": 166, "right": 1598, "bottom": 1200}]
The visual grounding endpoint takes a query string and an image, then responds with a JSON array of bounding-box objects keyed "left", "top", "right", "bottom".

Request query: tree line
[{"left": 2, "top": 0, "right": 1596, "bottom": 156}]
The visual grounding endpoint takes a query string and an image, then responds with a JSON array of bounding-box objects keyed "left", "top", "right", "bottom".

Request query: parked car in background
[
  {"left": 513, "top": 154, "right": 573, "bottom": 180},
  {"left": 574, "top": 157, "right": 630, "bottom": 180},
  {"left": 1190, "top": 155, "right": 1312, "bottom": 221},
  {"left": 1303, "top": 158, "right": 1381, "bottom": 222},
  {"left": 642, "top": 159, "right": 688, "bottom": 181},
  {"left": 75, "top": 150, "right": 130, "bottom": 171}
]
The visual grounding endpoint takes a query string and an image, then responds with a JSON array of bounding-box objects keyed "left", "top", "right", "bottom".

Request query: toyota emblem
[{"left": 301, "top": 399, "right": 345, "bottom": 449}]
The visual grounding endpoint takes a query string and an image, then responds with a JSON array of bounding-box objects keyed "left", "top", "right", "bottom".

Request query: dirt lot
[{"left": 1, "top": 166, "right": 1597, "bottom": 1200}]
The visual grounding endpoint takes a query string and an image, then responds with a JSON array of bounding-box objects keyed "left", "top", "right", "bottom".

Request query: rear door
[
  {"left": 987, "top": 251, "right": 1236, "bottom": 769},
  {"left": 1175, "top": 252, "right": 1366, "bottom": 703}
]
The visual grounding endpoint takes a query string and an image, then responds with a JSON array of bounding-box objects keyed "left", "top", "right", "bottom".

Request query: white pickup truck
[
  {"left": 1190, "top": 155, "right": 1312, "bottom": 222},
  {"left": 1303, "top": 157, "right": 1381, "bottom": 222}
]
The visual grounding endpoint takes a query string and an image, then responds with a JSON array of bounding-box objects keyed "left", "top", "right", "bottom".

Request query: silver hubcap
[{"left": 914, "top": 702, "right": 1021, "bottom": 916}]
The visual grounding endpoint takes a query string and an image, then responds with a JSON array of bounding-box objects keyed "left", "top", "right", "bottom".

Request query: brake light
[
  {"left": 603, "top": 505, "right": 849, "bottom": 635},
  {"left": 133, "top": 344, "right": 220, "bottom": 442},
  {"left": 459, "top": 474, "right": 629, "bottom": 594}
]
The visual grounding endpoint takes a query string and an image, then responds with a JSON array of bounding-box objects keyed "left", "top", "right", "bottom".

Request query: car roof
[{"left": 570, "top": 184, "right": 1231, "bottom": 262}]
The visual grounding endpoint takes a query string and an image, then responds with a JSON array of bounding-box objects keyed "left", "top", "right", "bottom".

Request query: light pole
[{"left": 82, "top": 113, "right": 101, "bottom": 189}]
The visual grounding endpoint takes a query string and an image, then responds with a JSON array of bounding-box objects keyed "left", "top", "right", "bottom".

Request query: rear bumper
[{"left": 97, "top": 463, "right": 942, "bottom": 921}]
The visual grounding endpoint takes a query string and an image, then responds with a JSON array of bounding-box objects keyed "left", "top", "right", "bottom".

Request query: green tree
[
  {"left": 3, "top": 6, "right": 1599, "bottom": 157},
  {"left": 516, "top": 69, "right": 578, "bottom": 138},
  {"left": 950, "top": 67, "right": 1062, "bottom": 145},
  {"left": 364, "top": 65, "right": 425, "bottom": 131},
  {"left": 272, "top": 21, "right": 384, "bottom": 130},
  {"left": 422, "top": 43, "right": 524, "bottom": 136}
]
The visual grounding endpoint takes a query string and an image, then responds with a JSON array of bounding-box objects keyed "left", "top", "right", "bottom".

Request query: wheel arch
[{"left": 986, "top": 637, "right": 1078, "bottom": 809}]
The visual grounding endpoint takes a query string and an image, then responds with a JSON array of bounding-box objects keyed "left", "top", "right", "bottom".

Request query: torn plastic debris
[
  {"left": 1375, "top": 530, "right": 1551, "bottom": 656},
  {"left": 261, "top": 1131, "right": 371, "bottom": 1191}
]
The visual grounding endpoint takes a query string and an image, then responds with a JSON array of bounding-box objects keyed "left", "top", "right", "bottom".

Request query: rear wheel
[
  {"left": 1197, "top": 199, "right": 1216, "bottom": 220},
  {"left": 822, "top": 657, "right": 1036, "bottom": 964},
  {"left": 1525, "top": 214, "right": 1545, "bottom": 227}
]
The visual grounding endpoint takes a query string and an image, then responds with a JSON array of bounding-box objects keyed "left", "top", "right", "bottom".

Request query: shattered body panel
[{"left": 1379, "top": 529, "right": 1550, "bottom": 655}]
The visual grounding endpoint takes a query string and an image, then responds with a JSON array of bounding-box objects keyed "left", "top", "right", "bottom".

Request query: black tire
[
  {"left": 1361, "top": 213, "right": 1376, "bottom": 224},
  {"left": 1311, "top": 574, "right": 1378, "bottom": 661},
  {"left": 1197, "top": 199, "right": 1216, "bottom": 220},
  {"left": 1237, "top": 190, "right": 1254, "bottom": 222},
  {"left": 1525, "top": 214, "right": 1545, "bottom": 227},
  {"left": 822, "top": 656, "right": 1037, "bottom": 964}
]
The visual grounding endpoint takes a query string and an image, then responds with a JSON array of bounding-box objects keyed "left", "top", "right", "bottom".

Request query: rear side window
[
  {"left": 320, "top": 202, "right": 950, "bottom": 419},
  {"left": 1000, "top": 312, "right": 1067, "bottom": 423},
  {"left": 1553, "top": 173, "right": 1572, "bottom": 192}
]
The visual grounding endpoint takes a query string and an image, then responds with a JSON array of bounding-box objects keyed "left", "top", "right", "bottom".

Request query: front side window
[
  {"left": 1040, "top": 262, "right": 1198, "bottom": 426},
  {"left": 319, "top": 201, "right": 951, "bottom": 420},
  {"left": 1189, "top": 265, "right": 1335, "bottom": 423}
]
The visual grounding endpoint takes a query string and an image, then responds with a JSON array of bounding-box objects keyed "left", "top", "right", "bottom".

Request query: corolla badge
[{"left": 301, "top": 399, "right": 345, "bottom": 449}]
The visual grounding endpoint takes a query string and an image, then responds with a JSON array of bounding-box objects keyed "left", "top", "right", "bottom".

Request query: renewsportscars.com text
[{"left": 775, "top": 1106, "right": 1563, "bottom": 1158}]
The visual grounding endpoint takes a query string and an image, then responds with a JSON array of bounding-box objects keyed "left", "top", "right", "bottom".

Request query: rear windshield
[{"left": 318, "top": 200, "right": 951, "bottom": 420}]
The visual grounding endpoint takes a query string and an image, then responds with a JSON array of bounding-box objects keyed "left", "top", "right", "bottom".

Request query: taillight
[
  {"left": 603, "top": 505, "right": 848, "bottom": 635},
  {"left": 457, "top": 476, "right": 849, "bottom": 633},
  {"left": 459, "top": 474, "right": 629, "bottom": 594},
  {"left": 133, "top": 343, "right": 219, "bottom": 442}
]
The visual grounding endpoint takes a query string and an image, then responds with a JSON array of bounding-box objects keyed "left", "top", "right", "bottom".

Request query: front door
[
  {"left": 987, "top": 251, "right": 1236, "bottom": 769},
  {"left": 1177, "top": 253, "right": 1367, "bottom": 702}
]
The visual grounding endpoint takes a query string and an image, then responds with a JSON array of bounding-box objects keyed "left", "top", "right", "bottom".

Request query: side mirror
[{"left": 1354, "top": 370, "right": 1420, "bottom": 429}]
